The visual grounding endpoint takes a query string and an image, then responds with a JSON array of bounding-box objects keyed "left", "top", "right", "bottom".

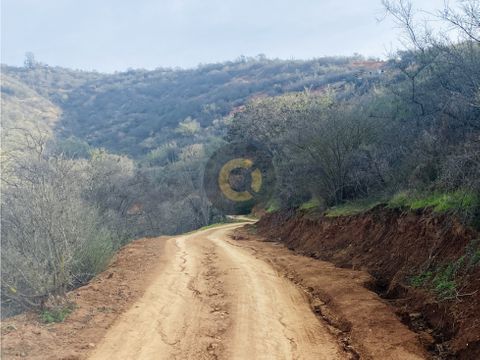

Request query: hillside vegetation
[
  {"left": 228, "top": 2, "right": 480, "bottom": 224},
  {"left": 1, "top": 0, "right": 479, "bottom": 324},
  {"left": 3, "top": 56, "right": 375, "bottom": 156},
  {"left": 1, "top": 74, "right": 60, "bottom": 152},
  {"left": 2, "top": 55, "right": 380, "bottom": 315}
]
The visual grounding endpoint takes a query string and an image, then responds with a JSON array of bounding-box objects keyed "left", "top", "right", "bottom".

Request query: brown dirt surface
[
  {"left": 86, "top": 223, "right": 346, "bottom": 360},
  {"left": 231, "top": 226, "right": 429, "bottom": 360},
  {"left": 256, "top": 207, "right": 480, "bottom": 359},
  {"left": 1, "top": 236, "right": 170, "bottom": 360},
  {"left": 1, "top": 222, "right": 430, "bottom": 360}
]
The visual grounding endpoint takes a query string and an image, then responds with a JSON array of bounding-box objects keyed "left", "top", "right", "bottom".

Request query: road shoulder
[
  {"left": 231, "top": 226, "right": 429, "bottom": 360},
  {"left": 1, "top": 236, "right": 171, "bottom": 360}
]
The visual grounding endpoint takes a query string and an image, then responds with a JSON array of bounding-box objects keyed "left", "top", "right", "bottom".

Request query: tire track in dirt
[
  {"left": 207, "top": 226, "right": 345, "bottom": 359},
  {"left": 88, "top": 223, "right": 345, "bottom": 360},
  {"left": 2, "top": 222, "right": 432, "bottom": 359},
  {"left": 86, "top": 222, "right": 428, "bottom": 360},
  {"left": 231, "top": 225, "right": 429, "bottom": 360}
]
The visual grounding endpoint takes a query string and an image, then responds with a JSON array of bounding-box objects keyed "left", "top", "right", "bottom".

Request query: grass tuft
[
  {"left": 410, "top": 241, "right": 480, "bottom": 301},
  {"left": 325, "top": 198, "right": 383, "bottom": 217},
  {"left": 388, "top": 190, "right": 478, "bottom": 213},
  {"left": 40, "top": 303, "right": 75, "bottom": 324},
  {"left": 266, "top": 199, "right": 280, "bottom": 213},
  {"left": 299, "top": 198, "right": 322, "bottom": 211}
]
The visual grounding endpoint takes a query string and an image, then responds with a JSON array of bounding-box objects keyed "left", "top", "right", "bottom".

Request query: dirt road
[
  {"left": 88, "top": 223, "right": 344, "bottom": 360},
  {"left": 2, "top": 222, "right": 429, "bottom": 359}
]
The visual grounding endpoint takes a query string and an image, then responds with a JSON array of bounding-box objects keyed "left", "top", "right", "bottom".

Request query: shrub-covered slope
[{"left": 2, "top": 57, "right": 381, "bottom": 156}]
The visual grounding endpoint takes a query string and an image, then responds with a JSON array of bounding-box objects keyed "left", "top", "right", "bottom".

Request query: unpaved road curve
[{"left": 88, "top": 223, "right": 345, "bottom": 360}]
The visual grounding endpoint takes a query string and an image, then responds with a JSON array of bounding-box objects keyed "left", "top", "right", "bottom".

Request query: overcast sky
[{"left": 1, "top": 0, "right": 446, "bottom": 73}]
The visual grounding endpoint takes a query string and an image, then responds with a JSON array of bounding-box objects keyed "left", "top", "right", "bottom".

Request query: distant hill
[
  {"left": 2, "top": 56, "right": 385, "bottom": 157},
  {"left": 1, "top": 73, "right": 61, "bottom": 153}
]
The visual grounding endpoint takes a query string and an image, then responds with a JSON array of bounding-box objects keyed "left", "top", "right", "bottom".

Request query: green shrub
[
  {"left": 410, "top": 243, "right": 480, "bottom": 301},
  {"left": 175, "top": 117, "right": 200, "bottom": 136},
  {"left": 431, "top": 261, "right": 462, "bottom": 300},
  {"left": 71, "top": 228, "right": 115, "bottom": 286},
  {"left": 433, "top": 278, "right": 457, "bottom": 299},
  {"left": 410, "top": 271, "right": 433, "bottom": 287},
  {"left": 410, "top": 265, "right": 458, "bottom": 300},
  {"left": 40, "top": 304, "right": 75, "bottom": 323},
  {"left": 387, "top": 191, "right": 411, "bottom": 209}
]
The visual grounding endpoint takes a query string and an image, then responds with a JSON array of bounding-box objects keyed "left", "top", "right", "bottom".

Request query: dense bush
[
  {"left": 1, "top": 133, "right": 121, "bottom": 313},
  {"left": 227, "top": 1, "right": 480, "bottom": 217}
]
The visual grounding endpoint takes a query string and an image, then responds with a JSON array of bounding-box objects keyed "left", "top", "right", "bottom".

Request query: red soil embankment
[{"left": 256, "top": 207, "right": 480, "bottom": 359}]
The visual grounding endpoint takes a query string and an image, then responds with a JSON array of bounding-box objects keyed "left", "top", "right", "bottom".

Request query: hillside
[
  {"left": 1, "top": 74, "right": 61, "bottom": 148},
  {"left": 2, "top": 1, "right": 480, "bottom": 359},
  {"left": 1, "top": 56, "right": 390, "bottom": 319},
  {"left": 2, "top": 56, "right": 384, "bottom": 156}
]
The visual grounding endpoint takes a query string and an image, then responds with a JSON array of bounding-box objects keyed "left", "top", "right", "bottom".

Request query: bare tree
[{"left": 1, "top": 130, "right": 130, "bottom": 314}]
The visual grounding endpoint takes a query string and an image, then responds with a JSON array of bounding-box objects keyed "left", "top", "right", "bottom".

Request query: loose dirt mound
[{"left": 256, "top": 207, "right": 480, "bottom": 359}]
